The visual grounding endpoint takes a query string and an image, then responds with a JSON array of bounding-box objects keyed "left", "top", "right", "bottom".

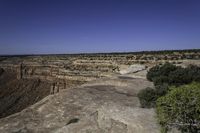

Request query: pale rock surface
[
  {"left": 120, "top": 64, "right": 146, "bottom": 74},
  {"left": 0, "top": 75, "right": 159, "bottom": 133}
]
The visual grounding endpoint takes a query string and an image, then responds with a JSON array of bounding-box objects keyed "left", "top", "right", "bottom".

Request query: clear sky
[{"left": 0, "top": 0, "right": 200, "bottom": 55}]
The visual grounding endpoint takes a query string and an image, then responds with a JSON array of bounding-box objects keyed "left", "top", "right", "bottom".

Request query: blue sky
[{"left": 0, "top": 0, "right": 200, "bottom": 55}]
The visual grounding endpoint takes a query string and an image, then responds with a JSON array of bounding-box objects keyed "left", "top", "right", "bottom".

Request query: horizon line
[{"left": 0, "top": 48, "right": 199, "bottom": 57}]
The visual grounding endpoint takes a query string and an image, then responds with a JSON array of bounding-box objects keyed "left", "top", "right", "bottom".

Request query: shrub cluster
[
  {"left": 147, "top": 62, "right": 177, "bottom": 82},
  {"left": 137, "top": 87, "right": 157, "bottom": 108},
  {"left": 138, "top": 63, "right": 200, "bottom": 132},
  {"left": 140, "top": 63, "right": 200, "bottom": 108},
  {"left": 137, "top": 83, "right": 169, "bottom": 108},
  {"left": 147, "top": 63, "right": 200, "bottom": 86},
  {"left": 157, "top": 82, "right": 200, "bottom": 132}
]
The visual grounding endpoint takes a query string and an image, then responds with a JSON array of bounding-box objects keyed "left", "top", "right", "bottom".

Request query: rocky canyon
[{"left": 0, "top": 50, "right": 199, "bottom": 133}]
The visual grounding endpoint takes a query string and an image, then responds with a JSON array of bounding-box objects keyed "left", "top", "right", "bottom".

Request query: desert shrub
[
  {"left": 157, "top": 82, "right": 200, "bottom": 133},
  {"left": 153, "top": 76, "right": 170, "bottom": 86},
  {"left": 168, "top": 67, "right": 190, "bottom": 86},
  {"left": 139, "top": 63, "right": 200, "bottom": 109},
  {"left": 147, "top": 63, "right": 200, "bottom": 86},
  {"left": 168, "top": 65, "right": 200, "bottom": 86},
  {"left": 147, "top": 62, "right": 177, "bottom": 82},
  {"left": 139, "top": 63, "right": 200, "bottom": 132},
  {"left": 155, "top": 83, "right": 169, "bottom": 96},
  {"left": 186, "top": 65, "right": 200, "bottom": 82},
  {"left": 137, "top": 87, "right": 158, "bottom": 108},
  {"left": 138, "top": 84, "right": 169, "bottom": 108},
  {"left": 146, "top": 65, "right": 160, "bottom": 81}
]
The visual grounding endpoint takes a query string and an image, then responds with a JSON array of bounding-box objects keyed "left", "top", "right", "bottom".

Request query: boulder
[{"left": 120, "top": 64, "right": 146, "bottom": 74}]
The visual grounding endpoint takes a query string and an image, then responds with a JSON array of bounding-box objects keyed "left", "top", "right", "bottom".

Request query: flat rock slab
[
  {"left": 119, "top": 64, "right": 146, "bottom": 74},
  {"left": 0, "top": 76, "right": 159, "bottom": 133}
]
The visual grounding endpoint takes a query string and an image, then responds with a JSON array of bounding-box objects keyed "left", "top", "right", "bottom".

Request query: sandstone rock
[
  {"left": 120, "top": 64, "right": 146, "bottom": 74},
  {"left": 0, "top": 76, "right": 159, "bottom": 133}
]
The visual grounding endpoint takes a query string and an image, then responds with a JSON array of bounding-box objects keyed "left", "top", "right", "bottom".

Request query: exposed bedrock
[
  {"left": 0, "top": 76, "right": 159, "bottom": 133},
  {"left": 0, "top": 55, "right": 151, "bottom": 96}
]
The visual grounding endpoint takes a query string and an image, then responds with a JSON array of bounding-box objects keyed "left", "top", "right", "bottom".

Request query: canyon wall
[{"left": 0, "top": 51, "right": 200, "bottom": 93}]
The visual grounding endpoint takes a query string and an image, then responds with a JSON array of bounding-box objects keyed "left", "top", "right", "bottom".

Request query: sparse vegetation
[
  {"left": 137, "top": 87, "right": 158, "bottom": 108},
  {"left": 147, "top": 62, "right": 178, "bottom": 83},
  {"left": 138, "top": 84, "right": 169, "bottom": 108},
  {"left": 138, "top": 63, "right": 200, "bottom": 132},
  {"left": 157, "top": 82, "right": 200, "bottom": 133},
  {"left": 147, "top": 63, "right": 200, "bottom": 86},
  {"left": 154, "top": 83, "right": 169, "bottom": 97}
]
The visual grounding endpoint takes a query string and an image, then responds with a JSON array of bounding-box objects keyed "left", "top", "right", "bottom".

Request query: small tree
[
  {"left": 156, "top": 82, "right": 200, "bottom": 133},
  {"left": 147, "top": 63, "right": 200, "bottom": 86},
  {"left": 137, "top": 87, "right": 157, "bottom": 108},
  {"left": 147, "top": 62, "right": 178, "bottom": 82}
]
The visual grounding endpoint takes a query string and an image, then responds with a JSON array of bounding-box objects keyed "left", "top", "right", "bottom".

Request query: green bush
[
  {"left": 168, "top": 65, "right": 200, "bottom": 86},
  {"left": 186, "top": 65, "right": 200, "bottom": 82},
  {"left": 168, "top": 67, "right": 190, "bottom": 86},
  {"left": 139, "top": 63, "right": 200, "bottom": 109},
  {"left": 147, "top": 63, "right": 200, "bottom": 86},
  {"left": 155, "top": 83, "right": 169, "bottom": 96},
  {"left": 137, "top": 87, "right": 158, "bottom": 108},
  {"left": 157, "top": 82, "right": 200, "bottom": 133},
  {"left": 139, "top": 63, "right": 200, "bottom": 132},
  {"left": 153, "top": 76, "right": 170, "bottom": 86},
  {"left": 147, "top": 62, "right": 178, "bottom": 82},
  {"left": 137, "top": 84, "right": 169, "bottom": 108}
]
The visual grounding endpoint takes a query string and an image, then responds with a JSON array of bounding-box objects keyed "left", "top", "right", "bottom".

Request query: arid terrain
[{"left": 0, "top": 49, "right": 199, "bottom": 132}]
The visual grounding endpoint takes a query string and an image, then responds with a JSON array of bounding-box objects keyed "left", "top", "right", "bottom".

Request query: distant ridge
[{"left": 0, "top": 49, "right": 199, "bottom": 57}]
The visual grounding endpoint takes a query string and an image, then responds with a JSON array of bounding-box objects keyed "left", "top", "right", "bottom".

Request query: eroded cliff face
[
  {"left": 0, "top": 55, "right": 129, "bottom": 119},
  {"left": 0, "top": 55, "right": 122, "bottom": 92},
  {"left": 1, "top": 51, "right": 199, "bottom": 91},
  {"left": 1, "top": 51, "right": 200, "bottom": 74},
  {"left": 0, "top": 70, "right": 51, "bottom": 118}
]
